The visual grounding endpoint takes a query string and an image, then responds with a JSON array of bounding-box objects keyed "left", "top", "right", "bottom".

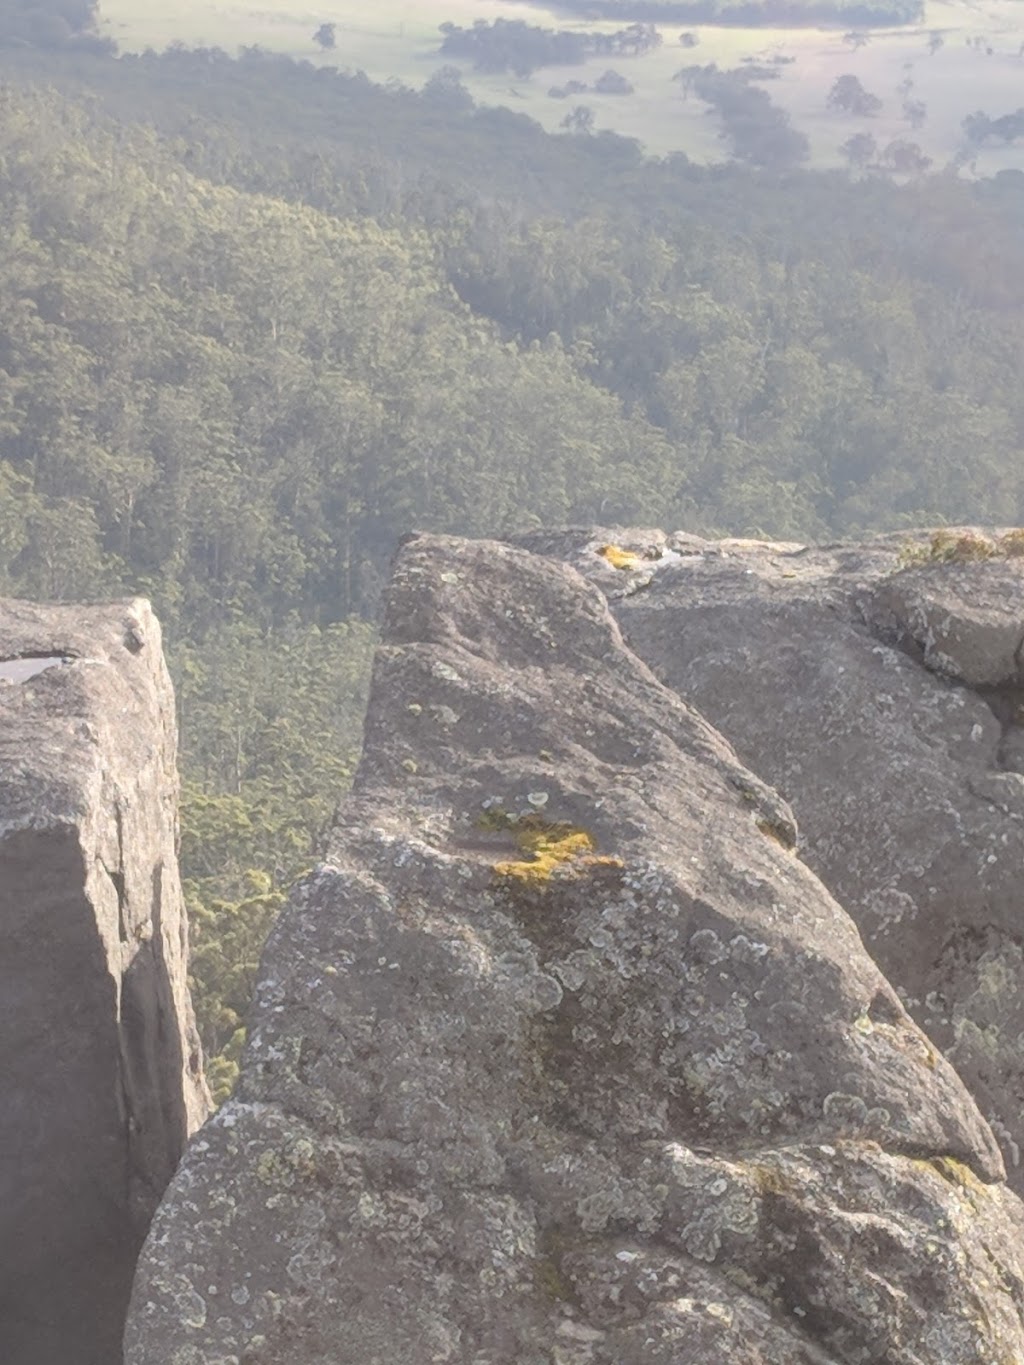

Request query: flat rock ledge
[
  {"left": 127, "top": 536, "right": 1024, "bottom": 1365},
  {"left": 0, "top": 598, "right": 209, "bottom": 1365}
]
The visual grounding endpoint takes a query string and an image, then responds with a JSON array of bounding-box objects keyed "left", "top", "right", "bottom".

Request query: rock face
[
  {"left": 0, "top": 598, "right": 210, "bottom": 1365},
  {"left": 126, "top": 535, "right": 1024, "bottom": 1365},
  {"left": 529, "top": 528, "right": 1024, "bottom": 1198}
]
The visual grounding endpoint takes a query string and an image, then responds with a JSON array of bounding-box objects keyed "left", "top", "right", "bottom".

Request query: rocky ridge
[
  {"left": 0, "top": 598, "right": 209, "bottom": 1365},
  {"left": 530, "top": 526, "right": 1024, "bottom": 1198},
  {"left": 126, "top": 535, "right": 1024, "bottom": 1365}
]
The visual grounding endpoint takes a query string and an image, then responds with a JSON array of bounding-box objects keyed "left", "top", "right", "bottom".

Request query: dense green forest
[
  {"left": 0, "top": 0, "right": 111, "bottom": 50},
  {"left": 437, "top": 18, "right": 662, "bottom": 75},
  {"left": 511, "top": 0, "right": 923, "bottom": 28},
  {"left": 1, "top": 44, "right": 1023, "bottom": 1095}
]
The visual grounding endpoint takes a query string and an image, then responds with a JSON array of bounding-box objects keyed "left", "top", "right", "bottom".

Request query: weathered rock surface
[
  {"left": 0, "top": 598, "right": 209, "bottom": 1365},
  {"left": 127, "top": 535, "right": 1024, "bottom": 1365},
  {"left": 528, "top": 527, "right": 1024, "bottom": 1196}
]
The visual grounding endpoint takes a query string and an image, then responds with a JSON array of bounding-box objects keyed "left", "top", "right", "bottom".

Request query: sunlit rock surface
[
  {"left": 0, "top": 598, "right": 209, "bottom": 1365},
  {"left": 530, "top": 527, "right": 1024, "bottom": 1198},
  {"left": 126, "top": 535, "right": 1024, "bottom": 1365}
]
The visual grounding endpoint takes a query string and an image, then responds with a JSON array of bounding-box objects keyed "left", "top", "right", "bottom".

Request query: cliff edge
[
  {"left": 125, "top": 536, "right": 1024, "bottom": 1365},
  {"left": 0, "top": 597, "right": 210, "bottom": 1365}
]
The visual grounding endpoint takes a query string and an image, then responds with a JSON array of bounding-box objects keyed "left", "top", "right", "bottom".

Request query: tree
[
  {"left": 991, "top": 109, "right": 1024, "bottom": 143},
  {"left": 827, "top": 74, "right": 882, "bottom": 117},
  {"left": 843, "top": 31, "right": 870, "bottom": 49},
  {"left": 902, "top": 99, "right": 927, "bottom": 130},
  {"left": 880, "top": 139, "right": 931, "bottom": 174},
  {"left": 594, "top": 70, "right": 634, "bottom": 96},
  {"left": 962, "top": 110, "right": 992, "bottom": 145},
  {"left": 313, "top": 22, "right": 336, "bottom": 51},
  {"left": 927, "top": 30, "right": 944, "bottom": 55},
  {"left": 422, "top": 65, "right": 474, "bottom": 112},
  {"left": 561, "top": 105, "right": 595, "bottom": 135},
  {"left": 840, "top": 131, "right": 877, "bottom": 168},
  {"left": 679, "top": 31, "right": 699, "bottom": 48}
]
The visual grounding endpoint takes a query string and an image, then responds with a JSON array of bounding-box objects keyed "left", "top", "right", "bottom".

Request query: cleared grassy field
[{"left": 97, "top": 0, "right": 1024, "bottom": 170}]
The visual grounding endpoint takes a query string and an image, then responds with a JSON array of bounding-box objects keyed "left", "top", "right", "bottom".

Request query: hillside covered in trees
[
  {"left": 509, "top": 0, "right": 923, "bottom": 27},
  {"left": 0, "top": 0, "right": 111, "bottom": 50},
  {"left": 1, "top": 43, "right": 1023, "bottom": 1092}
]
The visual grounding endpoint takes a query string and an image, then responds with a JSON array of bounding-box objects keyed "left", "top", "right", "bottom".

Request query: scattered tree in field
[
  {"left": 438, "top": 18, "right": 660, "bottom": 77},
  {"left": 840, "top": 130, "right": 877, "bottom": 168},
  {"left": 963, "top": 108, "right": 1024, "bottom": 146},
  {"left": 843, "top": 31, "right": 870, "bottom": 49},
  {"left": 561, "top": 104, "right": 595, "bottom": 134},
  {"left": 880, "top": 138, "right": 931, "bottom": 173},
  {"left": 422, "top": 64, "right": 474, "bottom": 111},
  {"left": 962, "top": 108, "right": 1024, "bottom": 146},
  {"left": 993, "top": 109, "right": 1024, "bottom": 141},
  {"left": 828, "top": 73, "right": 882, "bottom": 117},
  {"left": 927, "top": 30, "right": 944, "bottom": 55},
  {"left": 313, "top": 22, "right": 336, "bottom": 51},
  {"left": 548, "top": 79, "right": 588, "bottom": 98},
  {"left": 902, "top": 99, "right": 927, "bottom": 129},
  {"left": 680, "top": 31, "right": 699, "bottom": 47},
  {"left": 962, "top": 110, "right": 990, "bottom": 144},
  {"left": 594, "top": 69, "right": 634, "bottom": 95}
]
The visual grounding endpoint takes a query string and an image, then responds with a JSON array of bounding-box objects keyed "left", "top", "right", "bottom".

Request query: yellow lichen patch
[
  {"left": 749, "top": 1161, "right": 795, "bottom": 1198},
  {"left": 898, "top": 529, "right": 999, "bottom": 567},
  {"left": 928, "top": 1156, "right": 991, "bottom": 1199},
  {"left": 597, "top": 543, "right": 642, "bottom": 572},
  {"left": 998, "top": 528, "right": 1024, "bottom": 558},
  {"left": 489, "top": 813, "right": 623, "bottom": 887}
]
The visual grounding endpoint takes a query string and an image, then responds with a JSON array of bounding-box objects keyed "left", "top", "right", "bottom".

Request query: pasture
[{"left": 97, "top": 0, "right": 1024, "bottom": 170}]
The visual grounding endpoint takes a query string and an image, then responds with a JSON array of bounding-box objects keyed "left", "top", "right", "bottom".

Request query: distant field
[{"left": 96, "top": 0, "right": 1024, "bottom": 172}]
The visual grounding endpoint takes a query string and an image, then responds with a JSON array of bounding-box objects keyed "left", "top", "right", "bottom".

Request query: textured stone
[
  {"left": 0, "top": 597, "right": 209, "bottom": 1365},
  {"left": 530, "top": 527, "right": 1024, "bottom": 1195},
  {"left": 126, "top": 536, "right": 1024, "bottom": 1365}
]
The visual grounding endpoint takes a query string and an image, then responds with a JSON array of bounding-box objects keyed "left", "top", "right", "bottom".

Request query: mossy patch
[
  {"left": 896, "top": 528, "right": 1024, "bottom": 568},
  {"left": 535, "top": 1255, "right": 573, "bottom": 1302},
  {"left": 480, "top": 809, "right": 623, "bottom": 887},
  {"left": 928, "top": 1155, "right": 991, "bottom": 1199},
  {"left": 756, "top": 816, "right": 797, "bottom": 851}
]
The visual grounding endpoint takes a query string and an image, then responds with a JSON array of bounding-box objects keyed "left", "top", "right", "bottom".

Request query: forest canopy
[
  {"left": 506, "top": 0, "right": 923, "bottom": 29},
  {"left": 1, "top": 45, "right": 1022, "bottom": 1094},
  {"left": 0, "top": 0, "right": 110, "bottom": 50}
]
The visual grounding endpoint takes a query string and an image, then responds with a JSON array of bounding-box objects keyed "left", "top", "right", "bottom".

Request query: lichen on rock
[
  {"left": 0, "top": 596, "right": 210, "bottom": 1365},
  {"left": 542, "top": 525, "right": 1024, "bottom": 1198},
  {"left": 125, "top": 535, "right": 1024, "bottom": 1365}
]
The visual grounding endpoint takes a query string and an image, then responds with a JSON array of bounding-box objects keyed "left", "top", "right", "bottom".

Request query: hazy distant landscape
[
  {"left": 2, "top": 0, "right": 1024, "bottom": 1122},
  {"left": 97, "top": 0, "right": 1024, "bottom": 169}
]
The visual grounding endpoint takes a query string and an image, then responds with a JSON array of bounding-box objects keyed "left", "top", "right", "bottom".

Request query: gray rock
[
  {"left": 0, "top": 597, "right": 210, "bottom": 1365},
  {"left": 533, "top": 527, "right": 1024, "bottom": 1193},
  {"left": 126, "top": 536, "right": 1024, "bottom": 1365}
]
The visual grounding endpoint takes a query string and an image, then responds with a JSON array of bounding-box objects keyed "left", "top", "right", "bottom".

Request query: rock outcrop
[
  {"left": 126, "top": 535, "right": 1024, "bottom": 1365},
  {"left": 528, "top": 528, "right": 1024, "bottom": 1198},
  {"left": 0, "top": 598, "right": 209, "bottom": 1365}
]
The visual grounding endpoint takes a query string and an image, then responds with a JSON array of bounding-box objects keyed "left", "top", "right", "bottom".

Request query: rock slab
[
  {"left": 0, "top": 598, "right": 209, "bottom": 1365},
  {"left": 533, "top": 528, "right": 1024, "bottom": 1195},
  {"left": 126, "top": 536, "right": 1024, "bottom": 1365}
]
